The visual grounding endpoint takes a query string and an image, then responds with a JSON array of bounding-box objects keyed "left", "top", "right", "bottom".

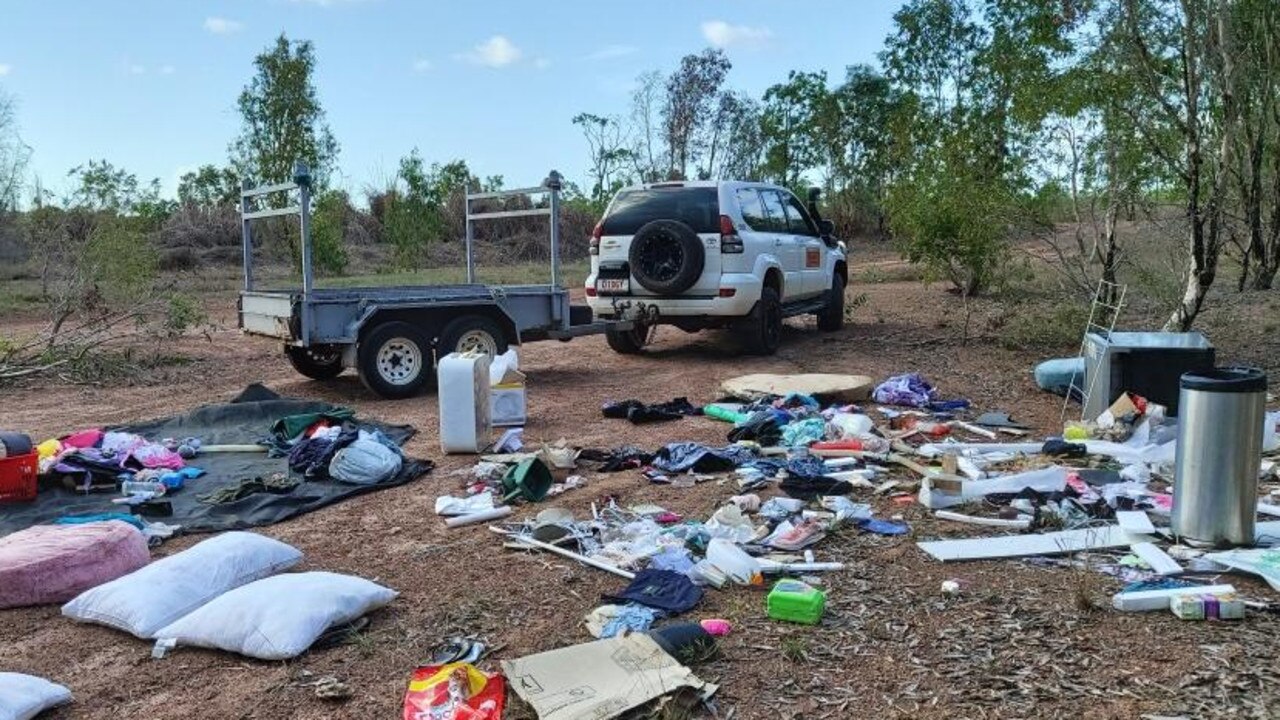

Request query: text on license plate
[{"left": 597, "top": 278, "right": 629, "bottom": 294}]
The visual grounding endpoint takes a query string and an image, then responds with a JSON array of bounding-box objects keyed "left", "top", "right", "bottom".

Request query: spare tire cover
[{"left": 628, "top": 219, "right": 706, "bottom": 295}]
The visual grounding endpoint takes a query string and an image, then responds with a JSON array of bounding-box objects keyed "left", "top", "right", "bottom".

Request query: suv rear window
[{"left": 600, "top": 187, "right": 720, "bottom": 235}]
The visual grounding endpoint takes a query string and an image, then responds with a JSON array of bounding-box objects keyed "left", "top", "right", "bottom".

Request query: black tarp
[{"left": 0, "top": 386, "right": 432, "bottom": 535}]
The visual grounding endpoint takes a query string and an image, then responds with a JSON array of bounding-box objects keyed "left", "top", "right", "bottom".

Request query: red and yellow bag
[{"left": 403, "top": 663, "right": 505, "bottom": 720}]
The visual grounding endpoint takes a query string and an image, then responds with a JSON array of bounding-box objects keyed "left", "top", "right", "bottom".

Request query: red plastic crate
[{"left": 0, "top": 452, "right": 38, "bottom": 503}]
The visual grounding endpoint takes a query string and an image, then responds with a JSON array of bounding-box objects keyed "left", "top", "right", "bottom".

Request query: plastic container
[
  {"left": 0, "top": 452, "right": 38, "bottom": 503},
  {"left": 120, "top": 480, "right": 166, "bottom": 498},
  {"left": 705, "top": 538, "right": 763, "bottom": 585},
  {"left": 829, "top": 413, "right": 873, "bottom": 438},
  {"left": 704, "top": 405, "right": 749, "bottom": 424},
  {"left": 438, "top": 352, "right": 492, "bottom": 454},
  {"left": 766, "top": 579, "right": 826, "bottom": 625},
  {"left": 1173, "top": 367, "right": 1267, "bottom": 546}
]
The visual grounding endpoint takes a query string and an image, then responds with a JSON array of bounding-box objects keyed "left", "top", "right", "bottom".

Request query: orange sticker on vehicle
[{"left": 805, "top": 248, "right": 821, "bottom": 268}]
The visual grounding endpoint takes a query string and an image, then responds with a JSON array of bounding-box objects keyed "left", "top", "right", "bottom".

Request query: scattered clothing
[
  {"left": 873, "top": 373, "right": 938, "bottom": 408},
  {"left": 605, "top": 569, "right": 704, "bottom": 614},
  {"left": 856, "top": 518, "right": 910, "bottom": 535},
  {"left": 329, "top": 431, "right": 403, "bottom": 485},
  {"left": 269, "top": 409, "right": 355, "bottom": 442},
  {"left": 579, "top": 446, "right": 654, "bottom": 473},
  {"left": 602, "top": 397, "right": 699, "bottom": 424},
  {"left": 726, "top": 412, "right": 782, "bottom": 446},
  {"left": 1042, "top": 438, "right": 1088, "bottom": 458},
  {"left": 199, "top": 474, "right": 299, "bottom": 504},
  {"left": 649, "top": 443, "right": 756, "bottom": 474},
  {"left": 587, "top": 603, "right": 661, "bottom": 639},
  {"left": 780, "top": 475, "right": 854, "bottom": 501},
  {"left": 781, "top": 418, "right": 826, "bottom": 447}
]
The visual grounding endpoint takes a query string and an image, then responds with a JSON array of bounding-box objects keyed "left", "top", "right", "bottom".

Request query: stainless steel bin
[{"left": 1172, "top": 367, "right": 1268, "bottom": 546}]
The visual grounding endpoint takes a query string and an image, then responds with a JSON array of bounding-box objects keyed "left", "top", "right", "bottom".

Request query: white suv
[{"left": 585, "top": 181, "right": 848, "bottom": 355}]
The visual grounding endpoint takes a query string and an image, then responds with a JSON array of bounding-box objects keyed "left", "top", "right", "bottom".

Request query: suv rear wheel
[{"left": 741, "top": 287, "right": 783, "bottom": 355}]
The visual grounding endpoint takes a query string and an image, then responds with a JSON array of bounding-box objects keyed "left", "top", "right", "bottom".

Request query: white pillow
[
  {"left": 62, "top": 531, "right": 301, "bottom": 638},
  {"left": 154, "top": 571, "right": 397, "bottom": 660},
  {"left": 0, "top": 673, "right": 72, "bottom": 720}
]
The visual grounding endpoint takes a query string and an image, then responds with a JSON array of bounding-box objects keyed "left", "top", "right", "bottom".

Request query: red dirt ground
[{"left": 2, "top": 261, "right": 1278, "bottom": 720}]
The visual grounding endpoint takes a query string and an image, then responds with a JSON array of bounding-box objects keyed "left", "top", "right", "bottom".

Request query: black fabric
[
  {"left": 0, "top": 387, "right": 432, "bottom": 535},
  {"left": 605, "top": 569, "right": 703, "bottom": 614},
  {"left": 602, "top": 398, "right": 699, "bottom": 424},
  {"left": 650, "top": 443, "right": 756, "bottom": 473},
  {"left": 780, "top": 476, "right": 854, "bottom": 501},
  {"left": 726, "top": 412, "right": 781, "bottom": 446},
  {"left": 1042, "top": 439, "right": 1088, "bottom": 458},
  {"left": 579, "top": 447, "right": 654, "bottom": 473}
]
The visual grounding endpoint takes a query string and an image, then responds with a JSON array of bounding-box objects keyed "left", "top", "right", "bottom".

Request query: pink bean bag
[{"left": 0, "top": 521, "right": 150, "bottom": 609}]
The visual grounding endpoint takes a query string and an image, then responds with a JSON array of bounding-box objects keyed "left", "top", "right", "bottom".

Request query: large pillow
[
  {"left": 0, "top": 673, "right": 72, "bottom": 720},
  {"left": 154, "top": 571, "right": 397, "bottom": 660},
  {"left": 62, "top": 531, "right": 301, "bottom": 638},
  {"left": 0, "top": 521, "right": 149, "bottom": 609}
]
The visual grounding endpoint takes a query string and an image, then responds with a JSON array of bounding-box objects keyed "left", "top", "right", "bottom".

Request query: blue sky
[{"left": 0, "top": 1, "right": 900, "bottom": 200}]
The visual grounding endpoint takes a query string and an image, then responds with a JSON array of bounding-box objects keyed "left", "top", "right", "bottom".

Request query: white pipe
[
  {"left": 492, "top": 527, "right": 636, "bottom": 579},
  {"left": 760, "top": 561, "right": 845, "bottom": 573},
  {"left": 935, "top": 510, "right": 1033, "bottom": 530},
  {"left": 446, "top": 507, "right": 512, "bottom": 528}
]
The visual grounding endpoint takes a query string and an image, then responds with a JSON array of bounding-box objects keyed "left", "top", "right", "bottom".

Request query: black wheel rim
[{"left": 637, "top": 233, "right": 685, "bottom": 282}]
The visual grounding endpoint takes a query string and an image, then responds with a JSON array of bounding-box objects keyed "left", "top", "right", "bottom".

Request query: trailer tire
[
  {"left": 605, "top": 324, "right": 649, "bottom": 355},
  {"left": 284, "top": 345, "right": 345, "bottom": 380},
  {"left": 438, "top": 315, "right": 509, "bottom": 359},
  {"left": 358, "top": 321, "right": 433, "bottom": 399}
]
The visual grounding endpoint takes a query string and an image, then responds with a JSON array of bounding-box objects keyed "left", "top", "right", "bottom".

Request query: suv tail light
[
  {"left": 719, "top": 215, "right": 743, "bottom": 254},
  {"left": 589, "top": 222, "right": 602, "bottom": 255}
]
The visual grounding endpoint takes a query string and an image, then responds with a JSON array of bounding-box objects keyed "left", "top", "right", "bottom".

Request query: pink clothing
[{"left": 61, "top": 429, "right": 104, "bottom": 449}]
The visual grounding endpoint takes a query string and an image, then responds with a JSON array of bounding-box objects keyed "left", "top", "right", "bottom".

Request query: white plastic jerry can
[{"left": 438, "top": 352, "right": 492, "bottom": 454}]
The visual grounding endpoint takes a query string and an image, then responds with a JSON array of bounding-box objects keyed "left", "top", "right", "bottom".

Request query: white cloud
[
  {"left": 203, "top": 16, "right": 243, "bottom": 34},
  {"left": 455, "top": 35, "right": 522, "bottom": 68},
  {"left": 585, "top": 44, "right": 637, "bottom": 61},
  {"left": 412, "top": 58, "right": 433, "bottom": 73},
  {"left": 701, "top": 20, "right": 773, "bottom": 49},
  {"left": 128, "top": 63, "right": 147, "bottom": 75},
  {"left": 534, "top": 57, "right": 551, "bottom": 70},
  {"left": 160, "top": 64, "right": 176, "bottom": 75},
  {"left": 0, "top": 64, "right": 10, "bottom": 77}
]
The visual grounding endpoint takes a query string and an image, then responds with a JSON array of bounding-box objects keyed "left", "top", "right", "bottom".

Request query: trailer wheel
[
  {"left": 284, "top": 345, "right": 345, "bottom": 380},
  {"left": 438, "top": 315, "right": 509, "bottom": 359},
  {"left": 358, "top": 321, "right": 433, "bottom": 399}
]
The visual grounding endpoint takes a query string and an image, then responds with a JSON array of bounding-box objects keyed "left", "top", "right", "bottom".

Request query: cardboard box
[
  {"left": 490, "top": 373, "right": 527, "bottom": 427},
  {"left": 488, "top": 349, "right": 526, "bottom": 428}
]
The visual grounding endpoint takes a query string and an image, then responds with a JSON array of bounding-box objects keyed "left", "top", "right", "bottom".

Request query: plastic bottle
[
  {"left": 704, "top": 405, "right": 749, "bottom": 424},
  {"left": 830, "top": 413, "right": 874, "bottom": 438},
  {"left": 120, "top": 481, "right": 166, "bottom": 497},
  {"left": 706, "top": 538, "right": 763, "bottom": 585}
]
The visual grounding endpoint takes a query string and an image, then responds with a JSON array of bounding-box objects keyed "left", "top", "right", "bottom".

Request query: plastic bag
[
  {"left": 403, "top": 663, "right": 505, "bottom": 720},
  {"left": 330, "top": 431, "right": 403, "bottom": 485}
]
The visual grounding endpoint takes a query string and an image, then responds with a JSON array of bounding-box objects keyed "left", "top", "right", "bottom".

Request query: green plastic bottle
[
  {"left": 704, "top": 404, "right": 749, "bottom": 424},
  {"left": 766, "top": 579, "right": 826, "bottom": 625}
]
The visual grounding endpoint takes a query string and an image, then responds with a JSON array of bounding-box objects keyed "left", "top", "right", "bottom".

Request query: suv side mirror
[{"left": 818, "top": 219, "right": 835, "bottom": 236}]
